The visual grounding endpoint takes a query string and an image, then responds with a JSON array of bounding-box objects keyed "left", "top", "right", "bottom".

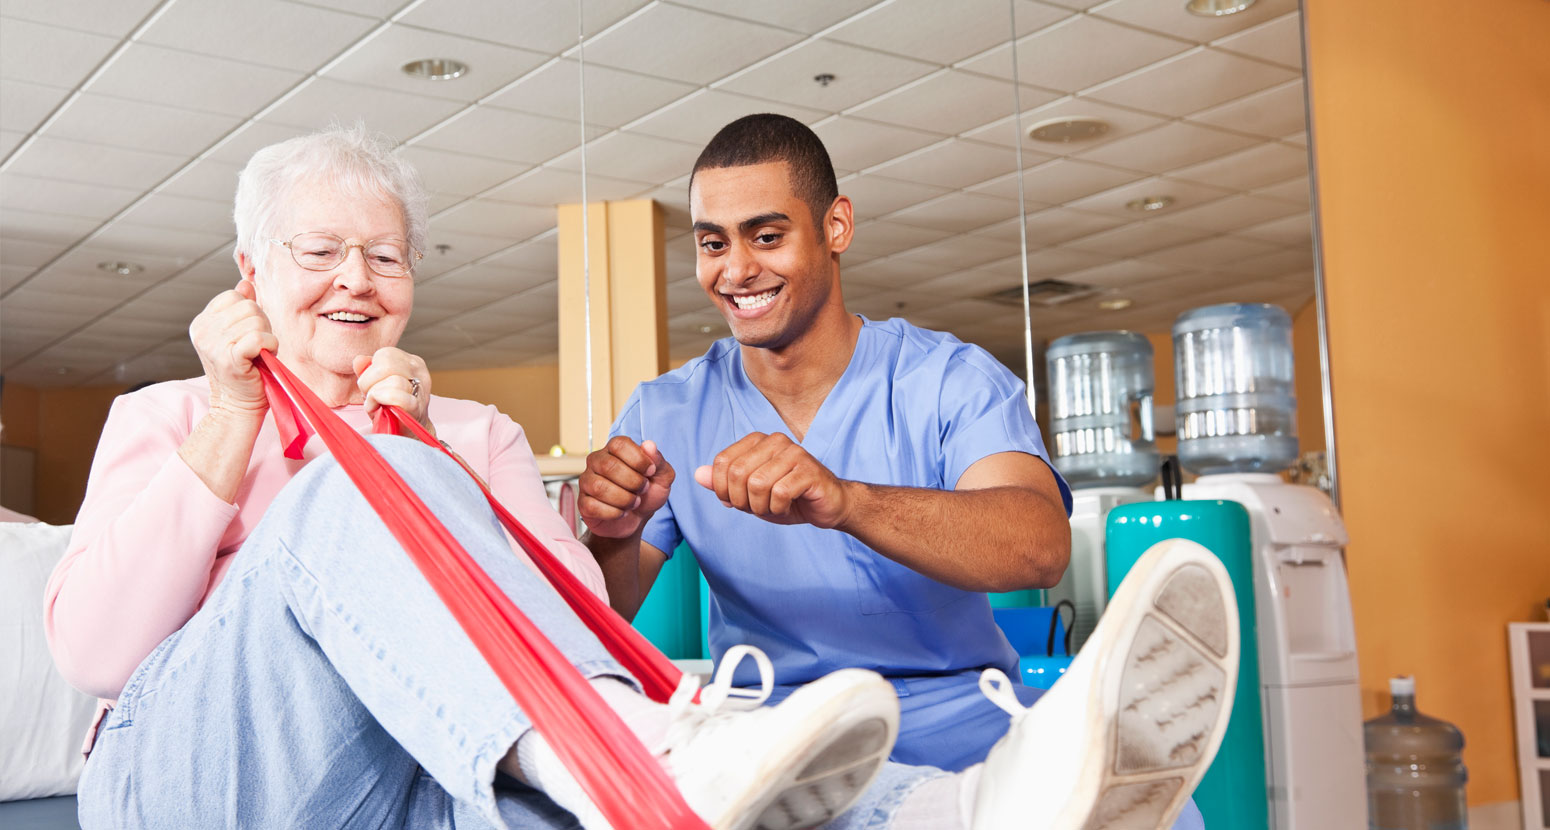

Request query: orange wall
[
  {"left": 429, "top": 364, "right": 561, "bottom": 455},
  {"left": 1306, "top": 0, "right": 1550, "bottom": 807}
]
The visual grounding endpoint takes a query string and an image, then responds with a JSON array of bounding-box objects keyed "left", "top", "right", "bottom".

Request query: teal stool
[
  {"left": 631, "top": 542, "right": 705, "bottom": 660},
  {"left": 1106, "top": 500, "right": 1268, "bottom": 830}
]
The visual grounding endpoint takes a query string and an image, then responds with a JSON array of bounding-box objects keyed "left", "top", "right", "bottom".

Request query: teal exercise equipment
[
  {"left": 630, "top": 542, "right": 705, "bottom": 660},
  {"left": 1106, "top": 498, "right": 1268, "bottom": 830}
]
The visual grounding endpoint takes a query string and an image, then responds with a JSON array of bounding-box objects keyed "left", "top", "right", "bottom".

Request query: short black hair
[{"left": 690, "top": 114, "right": 838, "bottom": 230}]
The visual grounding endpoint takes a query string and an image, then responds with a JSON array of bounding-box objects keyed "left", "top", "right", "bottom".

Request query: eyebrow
[{"left": 692, "top": 212, "right": 793, "bottom": 235}]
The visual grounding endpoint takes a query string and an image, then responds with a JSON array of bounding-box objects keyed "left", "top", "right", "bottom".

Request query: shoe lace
[
  {"left": 658, "top": 644, "right": 775, "bottom": 757},
  {"left": 979, "top": 668, "right": 1028, "bottom": 717}
]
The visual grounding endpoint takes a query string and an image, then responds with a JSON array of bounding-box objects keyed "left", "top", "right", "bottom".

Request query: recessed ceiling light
[
  {"left": 1185, "top": 0, "right": 1257, "bottom": 16},
  {"left": 813, "top": 73, "right": 836, "bottom": 87},
  {"left": 402, "top": 58, "right": 468, "bottom": 81},
  {"left": 698, "top": 325, "right": 715, "bottom": 334},
  {"left": 1098, "top": 297, "right": 1133, "bottom": 311},
  {"left": 1027, "top": 116, "right": 1110, "bottom": 143},
  {"left": 97, "top": 260, "right": 144, "bottom": 275},
  {"left": 1125, "top": 195, "right": 1175, "bottom": 212}
]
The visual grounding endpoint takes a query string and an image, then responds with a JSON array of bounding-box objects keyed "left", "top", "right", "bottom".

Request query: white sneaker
[
  {"left": 970, "top": 539, "right": 1240, "bottom": 830},
  {"left": 663, "top": 645, "right": 900, "bottom": 830}
]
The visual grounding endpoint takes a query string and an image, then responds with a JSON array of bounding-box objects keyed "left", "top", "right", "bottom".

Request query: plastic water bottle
[{"left": 1365, "top": 676, "right": 1468, "bottom": 830}]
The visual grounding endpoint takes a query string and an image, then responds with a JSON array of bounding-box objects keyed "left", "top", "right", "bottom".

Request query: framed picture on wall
[{"left": 1509, "top": 622, "right": 1550, "bottom": 830}]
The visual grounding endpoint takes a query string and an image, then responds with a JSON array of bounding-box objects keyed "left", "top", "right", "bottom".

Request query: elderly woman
[{"left": 44, "top": 126, "right": 898, "bottom": 830}]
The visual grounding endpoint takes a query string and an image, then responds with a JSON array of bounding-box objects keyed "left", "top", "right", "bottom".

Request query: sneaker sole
[
  {"left": 1065, "top": 540, "right": 1239, "bottom": 830},
  {"left": 714, "top": 670, "right": 899, "bottom": 830}
]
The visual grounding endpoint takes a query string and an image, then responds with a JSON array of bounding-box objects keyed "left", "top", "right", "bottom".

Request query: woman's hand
[
  {"left": 353, "top": 347, "right": 435, "bottom": 437},
  {"left": 190, "top": 279, "right": 278, "bottom": 420}
]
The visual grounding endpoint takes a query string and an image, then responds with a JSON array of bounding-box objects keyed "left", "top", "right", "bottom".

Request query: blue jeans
[{"left": 75, "top": 437, "right": 930, "bottom": 829}]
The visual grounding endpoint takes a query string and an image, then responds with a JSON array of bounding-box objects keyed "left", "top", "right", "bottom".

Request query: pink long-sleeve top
[{"left": 45, "top": 377, "right": 605, "bottom": 709}]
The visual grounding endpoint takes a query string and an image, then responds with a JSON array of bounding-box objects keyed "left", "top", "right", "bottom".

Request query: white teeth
[
  {"left": 732, "top": 289, "right": 778, "bottom": 310},
  {"left": 326, "top": 311, "right": 369, "bottom": 323}
]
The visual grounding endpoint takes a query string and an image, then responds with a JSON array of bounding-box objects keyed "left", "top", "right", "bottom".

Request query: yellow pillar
[{"left": 555, "top": 200, "right": 668, "bottom": 461}]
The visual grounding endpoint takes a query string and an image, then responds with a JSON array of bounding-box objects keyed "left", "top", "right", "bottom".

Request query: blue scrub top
[{"left": 612, "top": 317, "right": 1072, "bottom": 689}]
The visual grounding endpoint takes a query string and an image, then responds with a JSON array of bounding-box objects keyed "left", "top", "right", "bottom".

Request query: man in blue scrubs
[{"left": 580, "top": 114, "right": 1210, "bottom": 829}]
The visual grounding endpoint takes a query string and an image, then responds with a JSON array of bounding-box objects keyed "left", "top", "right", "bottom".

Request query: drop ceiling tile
[
  {"left": 174, "top": 255, "right": 243, "bottom": 288},
  {"left": 967, "top": 158, "right": 1141, "bottom": 205},
  {"left": 1253, "top": 177, "right": 1309, "bottom": 207},
  {"left": 321, "top": 24, "right": 549, "bottom": 102},
  {"left": 117, "top": 281, "right": 221, "bottom": 324},
  {"left": 1013, "top": 246, "right": 1111, "bottom": 279},
  {"left": 27, "top": 270, "right": 159, "bottom": 305},
  {"left": 435, "top": 261, "right": 553, "bottom": 296},
  {"left": 262, "top": 78, "right": 469, "bottom": 142},
  {"left": 0, "top": 173, "right": 141, "bottom": 220},
  {"left": 43, "top": 93, "right": 243, "bottom": 157},
  {"left": 0, "top": 209, "right": 98, "bottom": 244},
  {"left": 397, "top": 145, "right": 531, "bottom": 198},
  {"left": 158, "top": 158, "right": 244, "bottom": 203},
  {"left": 1090, "top": 0, "right": 1298, "bottom": 44},
  {"left": 1236, "top": 213, "right": 1312, "bottom": 247},
  {"left": 1169, "top": 139, "right": 1308, "bottom": 191},
  {"left": 834, "top": 174, "right": 951, "bottom": 219},
  {"left": 1086, "top": 47, "right": 1298, "bottom": 119},
  {"left": 139, "top": 0, "right": 377, "bottom": 72},
  {"left": 413, "top": 229, "right": 518, "bottom": 277},
  {"left": 1154, "top": 193, "right": 1304, "bottom": 234},
  {"left": 1281, "top": 130, "right": 1306, "bottom": 147},
  {"left": 829, "top": 0, "right": 1072, "bottom": 66},
  {"left": 844, "top": 220, "right": 955, "bottom": 260},
  {"left": 0, "top": 19, "right": 118, "bottom": 90},
  {"left": 1061, "top": 218, "right": 1209, "bottom": 257},
  {"left": 86, "top": 44, "right": 304, "bottom": 118},
  {"left": 669, "top": 0, "right": 879, "bottom": 34},
  {"left": 958, "top": 15, "right": 1190, "bottom": 96},
  {"left": 486, "top": 59, "right": 695, "bottom": 128},
  {"left": 1213, "top": 13, "right": 1304, "bottom": 69},
  {"left": 5, "top": 135, "right": 186, "bottom": 190},
  {"left": 626, "top": 89, "right": 828, "bottom": 146},
  {"left": 584, "top": 4, "right": 803, "bottom": 85},
  {"left": 431, "top": 199, "right": 555, "bottom": 241},
  {"left": 849, "top": 70, "right": 1058, "bottom": 137},
  {"left": 0, "top": 79, "right": 70, "bottom": 134},
  {"left": 1187, "top": 78, "right": 1306, "bottom": 138},
  {"left": 546, "top": 132, "right": 702, "bottom": 184},
  {"left": 1057, "top": 257, "right": 1176, "bottom": 288},
  {"left": 1141, "top": 234, "right": 1281, "bottom": 268},
  {"left": 397, "top": 0, "right": 646, "bottom": 54},
  {"left": 1062, "top": 175, "right": 1232, "bottom": 218},
  {"left": 978, "top": 207, "right": 1126, "bottom": 246},
  {"left": 867, "top": 138, "right": 1036, "bottom": 189},
  {"left": 86, "top": 222, "right": 233, "bottom": 263},
  {"left": 0, "top": 130, "right": 21, "bottom": 158},
  {"left": 717, "top": 40, "right": 937, "bottom": 112},
  {"left": 0, "top": 237, "right": 66, "bottom": 268},
  {"left": 484, "top": 165, "right": 649, "bottom": 207},
  {"left": 1, "top": 0, "right": 163, "bottom": 37},
  {"left": 809, "top": 116, "right": 945, "bottom": 174},
  {"left": 1073, "top": 120, "right": 1258, "bottom": 176},
  {"left": 963, "top": 95, "right": 1168, "bottom": 152},
  {"left": 1215, "top": 246, "right": 1315, "bottom": 279},
  {"left": 483, "top": 234, "right": 558, "bottom": 273},
  {"left": 427, "top": 192, "right": 463, "bottom": 213},
  {"left": 416, "top": 107, "right": 598, "bottom": 165},
  {"left": 203, "top": 120, "right": 314, "bottom": 165},
  {"left": 2, "top": 284, "right": 122, "bottom": 317},
  {"left": 886, "top": 191, "right": 1022, "bottom": 234},
  {"left": 900, "top": 234, "right": 1024, "bottom": 269}
]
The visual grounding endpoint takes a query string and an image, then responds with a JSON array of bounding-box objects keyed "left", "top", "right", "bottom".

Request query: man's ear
[{"left": 826, "top": 195, "right": 854, "bottom": 255}]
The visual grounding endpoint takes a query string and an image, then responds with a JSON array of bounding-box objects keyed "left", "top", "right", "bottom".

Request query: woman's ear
[{"left": 234, "top": 250, "right": 262, "bottom": 306}]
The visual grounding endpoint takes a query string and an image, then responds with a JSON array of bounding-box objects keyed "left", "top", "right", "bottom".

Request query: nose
[
  {"left": 720, "top": 240, "right": 761, "bottom": 289},
  {"left": 333, "top": 244, "right": 376, "bottom": 293}
]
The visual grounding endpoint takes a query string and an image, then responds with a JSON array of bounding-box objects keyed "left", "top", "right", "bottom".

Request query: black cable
[{"left": 1047, "top": 600, "right": 1076, "bottom": 657}]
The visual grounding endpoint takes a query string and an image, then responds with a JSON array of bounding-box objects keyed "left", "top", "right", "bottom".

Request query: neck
[
  {"left": 283, "top": 352, "right": 362, "bottom": 408},
  {"left": 741, "top": 302, "right": 862, "bottom": 409}
]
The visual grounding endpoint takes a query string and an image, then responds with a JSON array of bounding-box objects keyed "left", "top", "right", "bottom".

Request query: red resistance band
[{"left": 255, "top": 351, "right": 705, "bottom": 830}]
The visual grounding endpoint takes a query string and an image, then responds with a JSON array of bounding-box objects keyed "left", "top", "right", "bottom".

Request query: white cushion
[{"left": 0, "top": 522, "right": 97, "bottom": 801}]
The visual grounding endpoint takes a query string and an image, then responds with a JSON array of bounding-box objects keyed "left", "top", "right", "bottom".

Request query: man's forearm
[
  {"left": 836, "top": 482, "right": 1071, "bottom": 594},
  {"left": 583, "top": 530, "right": 646, "bottom": 620}
]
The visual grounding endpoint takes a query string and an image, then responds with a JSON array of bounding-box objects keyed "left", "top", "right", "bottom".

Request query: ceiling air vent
[{"left": 982, "top": 279, "right": 1101, "bottom": 308}]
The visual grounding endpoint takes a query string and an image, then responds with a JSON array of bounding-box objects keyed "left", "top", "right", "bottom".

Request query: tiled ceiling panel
[{"left": 0, "top": 0, "right": 1317, "bottom": 384}]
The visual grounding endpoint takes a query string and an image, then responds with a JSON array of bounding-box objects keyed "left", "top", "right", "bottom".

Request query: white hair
[{"left": 232, "top": 123, "right": 429, "bottom": 275}]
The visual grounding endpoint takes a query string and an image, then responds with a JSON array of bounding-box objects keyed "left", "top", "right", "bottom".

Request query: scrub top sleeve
[
  {"left": 939, "top": 351, "right": 1074, "bottom": 515},
  {"left": 608, "top": 390, "right": 683, "bottom": 559}
]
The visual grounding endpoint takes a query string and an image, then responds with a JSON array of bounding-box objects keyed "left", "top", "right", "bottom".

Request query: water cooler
[
  {"left": 1044, "top": 331, "right": 1158, "bottom": 650},
  {"left": 1173, "top": 303, "right": 1365, "bottom": 829}
]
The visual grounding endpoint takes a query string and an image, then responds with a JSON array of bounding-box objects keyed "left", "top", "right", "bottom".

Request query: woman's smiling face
[{"left": 248, "top": 179, "right": 415, "bottom": 381}]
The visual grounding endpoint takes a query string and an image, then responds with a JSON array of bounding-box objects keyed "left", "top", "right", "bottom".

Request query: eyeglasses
[{"left": 269, "top": 232, "right": 422, "bottom": 279}]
